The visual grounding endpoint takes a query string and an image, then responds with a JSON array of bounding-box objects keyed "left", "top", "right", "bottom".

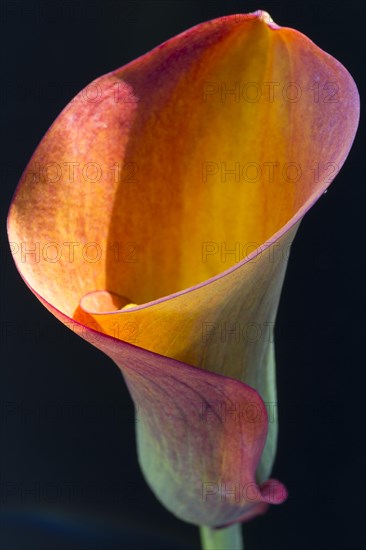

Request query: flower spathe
[{"left": 7, "top": 11, "right": 359, "bottom": 527}]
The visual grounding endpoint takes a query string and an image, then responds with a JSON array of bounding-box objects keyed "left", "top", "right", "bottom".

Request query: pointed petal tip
[
  {"left": 260, "top": 478, "right": 288, "bottom": 505},
  {"left": 251, "top": 10, "right": 280, "bottom": 28},
  {"left": 214, "top": 478, "right": 288, "bottom": 528}
]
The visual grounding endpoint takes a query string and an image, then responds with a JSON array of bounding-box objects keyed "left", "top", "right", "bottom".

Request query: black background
[{"left": 1, "top": 1, "right": 365, "bottom": 549}]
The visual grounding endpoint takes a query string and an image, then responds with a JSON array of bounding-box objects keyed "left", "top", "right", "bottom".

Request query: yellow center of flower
[{"left": 80, "top": 290, "right": 136, "bottom": 313}]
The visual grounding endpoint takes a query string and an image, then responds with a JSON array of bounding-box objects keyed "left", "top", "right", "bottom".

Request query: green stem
[{"left": 199, "top": 524, "right": 243, "bottom": 550}]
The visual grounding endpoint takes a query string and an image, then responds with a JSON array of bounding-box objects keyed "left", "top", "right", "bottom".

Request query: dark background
[{"left": 1, "top": 1, "right": 365, "bottom": 549}]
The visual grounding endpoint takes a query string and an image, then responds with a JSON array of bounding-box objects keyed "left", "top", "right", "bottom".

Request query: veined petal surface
[{"left": 7, "top": 11, "right": 359, "bottom": 526}]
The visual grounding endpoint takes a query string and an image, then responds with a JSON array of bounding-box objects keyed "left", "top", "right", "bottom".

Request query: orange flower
[{"left": 7, "top": 10, "right": 359, "bottom": 532}]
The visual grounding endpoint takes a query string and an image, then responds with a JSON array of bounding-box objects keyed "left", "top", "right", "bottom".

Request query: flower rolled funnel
[{"left": 7, "top": 11, "right": 359, "bottom": 528}]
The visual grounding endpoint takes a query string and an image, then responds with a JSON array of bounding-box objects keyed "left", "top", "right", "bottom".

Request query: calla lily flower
[{"left": 7, "top": 9, "right": 359, "bottom": 545}]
